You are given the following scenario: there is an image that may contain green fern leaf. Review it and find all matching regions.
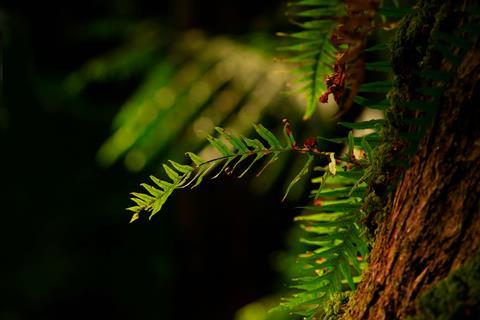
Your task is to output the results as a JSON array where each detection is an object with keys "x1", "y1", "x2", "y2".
[
  {"x1": 162, "y1": 164, "x2": 181, "y2": 182},
  {"x1": 364, "y1": 42, "x2": 389, "y2": 52},
  {"x1": 168, "y1": 160, "x2": 193, "y2": 174},
  {"x1": 295, "y1": 8, "x2": 341, "y2": 18},
  {"x1": 312, "y1": 186, "x2": 366, "y2": 198},
  {"x1": 338, "y1": 119, "x2": 385, "y2": 130},
  {"x1": 354, "y1": 96, "x2": 390, "y2": 110},
  {"x1": 253, "y1": 124, "x2": 283, "y2": 149},
  {"x1": 150, "y1": 175, "x2": 173, "y2": 191},
  {"x1": 339, "y1": 257, "x2": 356, "y2": 290},
  {"x1": 141, "y1": 183, "x2": 161, "y2": 197},
  {"x1": 283, "y1": 154, "x2": 314, "y2": 201},
  {"x1": 185, "y1": 152, "x2": 204, "y2": 166}
]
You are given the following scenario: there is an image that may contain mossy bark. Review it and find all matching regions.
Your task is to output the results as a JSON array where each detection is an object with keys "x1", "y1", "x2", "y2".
[{"x1": 343, "y1": 1, "x2": 480, "y2": 319}]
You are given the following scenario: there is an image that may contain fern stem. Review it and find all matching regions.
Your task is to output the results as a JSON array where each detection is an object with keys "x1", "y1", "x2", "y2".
[{"x1": 192, "y1": 148, "x2": 334, "y2": 169}]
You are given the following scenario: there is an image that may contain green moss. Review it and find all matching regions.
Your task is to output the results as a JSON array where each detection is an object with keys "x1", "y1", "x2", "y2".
[
  {"x1": 317, "y1": 292, "x2": 352, "y2": 320},
  {"x1": 408, "y1": 253, "x2": 480, "y2": 320},
  {"x1": 390, "y1": 0, "x2": 447, "y2": 79},
  {"x1": 368, "y1": 0, "x2": 458, "y2": 234}
]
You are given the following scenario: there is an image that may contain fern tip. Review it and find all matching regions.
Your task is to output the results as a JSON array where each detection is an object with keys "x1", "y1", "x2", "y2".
[{"x1": 129, "y1": 213, "x2": 140, "y2": 223}]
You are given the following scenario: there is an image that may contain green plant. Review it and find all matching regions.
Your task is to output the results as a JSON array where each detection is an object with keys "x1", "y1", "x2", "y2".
[
  {"x1": 125, "y1": 1, "x2": 394, "y2": 318},
  {"x1": 128, "y1": 123, "x2": 337, "y2": 222},
  {"x1": 120, "y1": 0, "x2": 478, "y2": 318},
  {"x1": 277, "y1": 0, "x2": 342, "y2": 120}
]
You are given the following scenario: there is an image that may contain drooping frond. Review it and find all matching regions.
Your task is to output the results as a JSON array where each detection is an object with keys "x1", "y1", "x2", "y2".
[
  {"x1": 280, "y1": 0, "x2": 405, "y2": 120},
  {"x1": 267, "y1": 122, "x2": 394, "y2": 318},
  {"x1": 128, "y1": 124, "x2": 335, "y2": 223},
  {"x1": 274, "y1": 157, "x2": 370, "y2": 319},
  {"x1": 279, "y1": 1, "x2": 344, "y2": 119}
]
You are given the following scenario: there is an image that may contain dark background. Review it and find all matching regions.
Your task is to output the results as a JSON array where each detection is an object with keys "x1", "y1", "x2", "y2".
[{"x1": 1, "y1": 1, "x2": 301, "y2": 319}]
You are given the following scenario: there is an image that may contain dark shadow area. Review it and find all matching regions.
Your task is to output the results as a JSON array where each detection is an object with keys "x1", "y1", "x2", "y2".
[{"x1": 1, "y1": 1, "x2": 298, "y2": 319}]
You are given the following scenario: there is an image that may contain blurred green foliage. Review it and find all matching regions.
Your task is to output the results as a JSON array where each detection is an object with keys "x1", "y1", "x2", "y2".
[
  {"x1": 1, "y1": 1, "x2": 309, "y2": 319},
  {"x1": 63, "y1": 20, "x2": 342, "y2": 201}
]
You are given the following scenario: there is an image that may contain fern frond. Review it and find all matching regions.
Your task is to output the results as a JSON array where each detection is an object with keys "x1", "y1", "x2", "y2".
[
  {"x1": 353, "y1": 96, "x2": 390, "y2": 110},
  {"x1": 277, "y1": 193, "x2": 368, "y2": 317},
  {"x1": 128, "y1": 124, "x2": 335, "y2": 222},
  {"x1": 280, "y1": 1, "x2": 344, "y2": 119},
  {"x1": 277, "y1": 123, "x2": 384, "y2": 316}
]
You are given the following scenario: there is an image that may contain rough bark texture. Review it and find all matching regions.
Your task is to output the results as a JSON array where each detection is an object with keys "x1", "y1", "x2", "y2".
[{"x1": 344, "y1": 1, "x2": 480, "y2": 319}]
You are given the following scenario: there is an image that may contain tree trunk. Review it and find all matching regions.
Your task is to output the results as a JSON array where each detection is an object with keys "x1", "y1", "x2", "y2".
[{"x1": 344, "y1": 1, "x2": 480, "y2": 319}]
